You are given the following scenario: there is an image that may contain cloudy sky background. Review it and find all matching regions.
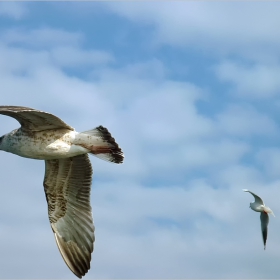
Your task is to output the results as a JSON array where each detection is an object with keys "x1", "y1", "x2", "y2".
[{"x1": 1, "y1": 1, "x2": 280, "y2": 278}]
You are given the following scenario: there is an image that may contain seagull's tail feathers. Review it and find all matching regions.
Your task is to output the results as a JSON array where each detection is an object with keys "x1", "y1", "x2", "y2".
[
  {"x1": 267, "y1": 207, "x2": 275, "y2": 217},
  {"x1": 79, "y1": 126, "x2": 124, "y2": 164}
]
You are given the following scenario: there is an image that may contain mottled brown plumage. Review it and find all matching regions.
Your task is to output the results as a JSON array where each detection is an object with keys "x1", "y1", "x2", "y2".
[
  {"x1": 44, "y1": 154, "x2": 94, "y2": 278},
  {"x1": 0, "y1": 106, "x2": 124, "y2": 278},
  {"x1": 0, "y1": 106, "x2": 74, "y2": 132}
]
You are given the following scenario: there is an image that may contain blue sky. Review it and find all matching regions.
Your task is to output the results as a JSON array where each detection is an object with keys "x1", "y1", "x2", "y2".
[{"x1": 1, "y1": 1, "x2": 280, "y2": 278}]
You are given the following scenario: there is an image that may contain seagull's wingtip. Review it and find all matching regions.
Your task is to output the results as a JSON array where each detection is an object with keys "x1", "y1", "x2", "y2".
[{"x1": 243, "y1": 189, "x2": 248, "y2": 192}]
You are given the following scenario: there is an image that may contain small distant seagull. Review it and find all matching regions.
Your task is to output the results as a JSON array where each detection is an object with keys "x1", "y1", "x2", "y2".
[
  {"x1": 0, "y1": 106, "x2": 124, "y2": 278},
  {"x1": 243, "y1": 189, "x2": 275, "y2": 250}
]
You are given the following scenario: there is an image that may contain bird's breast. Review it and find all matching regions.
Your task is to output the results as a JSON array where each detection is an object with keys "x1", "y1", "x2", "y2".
[
  {"x1": 250, "y1": 203, "x2": 264, "y2": 212},
  {"x1": 1, "y1": 129, "x2": 81, "y2": 160}
]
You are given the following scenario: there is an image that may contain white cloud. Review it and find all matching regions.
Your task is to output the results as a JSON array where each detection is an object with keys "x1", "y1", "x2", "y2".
[
  {"x1": 215, "y1": 60, "x2": 280, "y2": 98},
  {"x1": 180, "y1": 139, "x2": 250, "y2": 169},
  {"x1": 216, "y1": 104, "x2": 279, "y2": 136},
  {"x1": 89, "y1": 177, "x2": 280, "y2": 278},
  {"x1": 1, "y1": 21, "x2": 280, "y2": 279},
  {"x1": 256, "y1": 148, "x2": 280, "y2": 178},
  {"x1": 105, "y1": 2, "x2": 280, "y2": 60},
  {"x1": 1, "y1": 27, "x2": 84, "y2": 48},
  {"x1": 114, "y1": 58, "x2": 167, "y2": 80},
  {"x1": 51, "y1": 46, "x2": 114, "y2": 68},
  {"x1": 215, "y1": 164, "x2": 264, "y2": 188},
  {"x1": 0, "y1": 27, "x2": 114, "y2": 81},
  {"x1": 0, "y1": 2, "x2": 28, "y2": 20}
]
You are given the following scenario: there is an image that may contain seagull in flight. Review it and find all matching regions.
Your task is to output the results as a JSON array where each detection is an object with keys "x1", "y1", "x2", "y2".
[
  {"x1": 0, "y1": 106, "x2": 124, "y2": 278},
  {"x1": 243, "y1": 189, "x2": 275, "y2": 250}
]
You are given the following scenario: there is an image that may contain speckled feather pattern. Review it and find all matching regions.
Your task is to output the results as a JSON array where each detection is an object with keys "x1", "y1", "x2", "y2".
[{"x1": 0, "y1": 106, "x2": 124, "y2": 278}]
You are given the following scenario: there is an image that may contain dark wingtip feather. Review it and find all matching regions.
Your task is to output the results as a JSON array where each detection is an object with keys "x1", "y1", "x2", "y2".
[{"x1": 95, "y1": 125, "x2": 124, "y2": 164}]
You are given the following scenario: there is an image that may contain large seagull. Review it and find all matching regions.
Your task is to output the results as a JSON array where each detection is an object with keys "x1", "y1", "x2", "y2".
[{"x1": 0, "y1": 106, "x2": 124, "y2": 278}]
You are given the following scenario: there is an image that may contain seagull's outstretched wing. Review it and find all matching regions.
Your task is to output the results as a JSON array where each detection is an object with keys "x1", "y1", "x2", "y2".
[
  {"x1": 243, "y1": 189, "x2": 264, "y2": 205},
  {"x1": 0, "y1": 106, "x2": 73, "y2": 132},
  {"x1": 43, "y1": 154, "x2": 95, "y2": 278},
  {"x1": 260, "y1": 212, "x2": 269, "y2": 250}
]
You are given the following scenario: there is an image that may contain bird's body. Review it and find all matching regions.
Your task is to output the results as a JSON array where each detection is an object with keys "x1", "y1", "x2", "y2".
[
  {"x1": 0, "y1": 106, "x2": 124, "y2": 278},
  {"x1": 243, "y1": 189, "x2": 275, "y2": 250},
  {"x1": 249, "y1": 202, "x2": 271, "y2": 213},
  {"x1": 1, "y1": 128, "x2": 79, "y2": 159},
  {"x1": 0, "y1": 128, "x2": 108, "y2": 160}
]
